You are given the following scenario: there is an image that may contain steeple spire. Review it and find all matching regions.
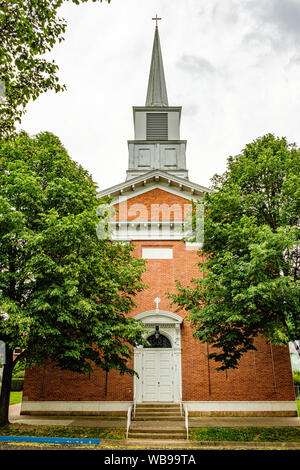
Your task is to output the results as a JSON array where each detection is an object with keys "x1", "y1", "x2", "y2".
[{"x1": 146, "y1": 24, "x2": 169, "y2": 107}]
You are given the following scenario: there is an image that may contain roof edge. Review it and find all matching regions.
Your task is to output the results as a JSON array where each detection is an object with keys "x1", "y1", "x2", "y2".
[{"x1": 97, "y1": 169, "x2": 212, "y2": 198}]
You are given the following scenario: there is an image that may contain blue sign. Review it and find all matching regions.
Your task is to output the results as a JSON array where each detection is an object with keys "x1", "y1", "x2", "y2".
[{"x1": 0, "y1": 436, "x2": 100, "y2": 445}]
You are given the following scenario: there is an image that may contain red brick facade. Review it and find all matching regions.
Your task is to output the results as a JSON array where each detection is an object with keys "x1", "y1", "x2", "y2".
[
  {"x1": 23, "y1": 189, "x2": 296, "y2": 413},
  {"x1": 114, "y1": 188, "x2": 190, "y2": 221}
]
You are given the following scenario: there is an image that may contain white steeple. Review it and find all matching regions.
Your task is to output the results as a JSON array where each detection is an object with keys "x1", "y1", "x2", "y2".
[
  {"x1": 126, "y1": 22, "x2": 188, "y2": 181},
  {"x1": 146, "y1": 26, "x2": 169, "y2": 107}
]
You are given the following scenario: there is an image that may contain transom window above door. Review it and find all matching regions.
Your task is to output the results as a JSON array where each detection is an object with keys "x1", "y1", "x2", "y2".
[{"x1": 144, "y1": 334, "x2": 172, "y2": 348}]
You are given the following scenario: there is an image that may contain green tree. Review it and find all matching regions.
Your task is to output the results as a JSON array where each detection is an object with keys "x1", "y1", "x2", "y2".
[
  {"x1": 169, "y1": 134, "x2": 300, "y2": 370},
  {"x1": 0, "y1": 0, "x2": 110, "y2": 139},
  {"x1": 0, "y1": 131, "x2": 147, "y2": 425}
]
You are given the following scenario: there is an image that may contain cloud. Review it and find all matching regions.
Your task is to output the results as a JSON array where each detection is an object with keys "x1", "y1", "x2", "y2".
[
  {"x1": 212, "y1": 0, "x2": 242, "y2": 24},
  {"x1": 177, "y1": 55, "x2": 216, "y2": 76},
  {"x1": 242, "y1": 29, "x2": 279, "y2": 53},
  {"x1": 243, "y1": 0, "x2": 300, "y2": 48},
  {"x1": 288, "y1": 54, "x2": 300, "y2": 67}
]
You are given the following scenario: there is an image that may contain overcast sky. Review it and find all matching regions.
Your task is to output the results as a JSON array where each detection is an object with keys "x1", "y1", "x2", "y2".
[{"x1": 18, "y1": 0, "x2": 300, "y2": 191}]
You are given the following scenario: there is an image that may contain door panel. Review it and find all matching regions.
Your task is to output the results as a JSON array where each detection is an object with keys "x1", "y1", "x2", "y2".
[
  {"x1": 158, "y1": 351, "x2": 173, "y2": 401},
  {"x1": 142, "y1": 351, "x2": 158, "y2": 401},
  {"x1": 142, "y1": 349, "x2": 173, "y2": 402}
]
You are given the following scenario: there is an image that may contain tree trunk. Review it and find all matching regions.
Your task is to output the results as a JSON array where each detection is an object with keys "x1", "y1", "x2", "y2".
[{"x1": 0, "y1": 344, "x2": 14, "y2": 426}]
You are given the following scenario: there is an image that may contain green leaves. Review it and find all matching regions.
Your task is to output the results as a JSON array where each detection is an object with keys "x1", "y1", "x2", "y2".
[
  {"x1": 0, "y1": 131, "x2": 147, "y2": 377},
  {"x1": 0, "y1": 0, "x2": 111, "y2": 139},
  {"x1": 169, "y1": 134, "x2": 300, "y2": 369}
]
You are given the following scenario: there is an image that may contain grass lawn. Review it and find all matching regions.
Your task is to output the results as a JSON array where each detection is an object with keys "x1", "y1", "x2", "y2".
[
  {"x1": 297, "y1": 399, "x2": 300, "y2": 415},
  {"x1": 0, "y1": 424, "x2": 125, "y2": 440},
  {"x1": 190, "y1": 427, "x2": 300, "y2": 442},
  {"x1": 9, "y1": 391, "x2": 23, "y2": 405},
  {"x1": 0, "y1": 389, "x2": 23, "y2": 406}
]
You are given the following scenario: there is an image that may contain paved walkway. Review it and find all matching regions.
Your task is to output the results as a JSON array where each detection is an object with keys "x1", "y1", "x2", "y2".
[
  {"x1": 3, "y1": 404, "x2": 300, "y2": 450},
  {"x1": 100, "y1": 439, "x2": 300, "y2": 449},
  {"x1": 7, "y1": 403, "x2": 300, "y2": 428}
]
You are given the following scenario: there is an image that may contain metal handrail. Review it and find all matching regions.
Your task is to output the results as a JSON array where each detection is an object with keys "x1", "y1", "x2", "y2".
[
  {"x1": 126, "y1": 405, "x2": 132, "y2": 439},
  {"x1": 184, "y1": 405, "x2": 189, "y2": 440},
  {"x1": 179, "y1": 391, "x2": 183, "y2": 416},
  {"x1": 133, "y1": 383, "x2": 137, "y2": 417}
]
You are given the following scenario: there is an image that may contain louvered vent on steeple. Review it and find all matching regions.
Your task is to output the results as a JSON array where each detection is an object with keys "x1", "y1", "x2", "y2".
[{"x1": 146, "y1": 113, "x2": 168, "y2": 140}]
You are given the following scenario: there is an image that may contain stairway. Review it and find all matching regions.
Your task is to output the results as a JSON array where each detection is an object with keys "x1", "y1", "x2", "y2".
[{"x1": 128, "y1": 403, "x2": 186, "y2": 440}]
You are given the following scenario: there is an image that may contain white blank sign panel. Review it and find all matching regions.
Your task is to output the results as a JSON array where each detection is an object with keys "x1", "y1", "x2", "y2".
[{"x1": 142, "y1": 248, "x2": 173, "y2": 259}]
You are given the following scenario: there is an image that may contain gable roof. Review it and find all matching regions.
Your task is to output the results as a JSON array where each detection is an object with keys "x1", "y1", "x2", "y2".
[{"x1": 97, "y1": 169, "x2": 212, "y2": 202}]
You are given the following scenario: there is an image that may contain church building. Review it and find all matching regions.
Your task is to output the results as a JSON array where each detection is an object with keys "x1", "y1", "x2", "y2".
[{"x1": 22, "y1": 24, "x2": 297, "y2": 417}]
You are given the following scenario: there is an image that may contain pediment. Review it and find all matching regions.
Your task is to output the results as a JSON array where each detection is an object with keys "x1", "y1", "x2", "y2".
[
  {"x1": 135, "y1": 310, "x2": 183, "y2": 325},
  {"x1": 97, "y1": 169, "x2": 211, "y2": 204}
]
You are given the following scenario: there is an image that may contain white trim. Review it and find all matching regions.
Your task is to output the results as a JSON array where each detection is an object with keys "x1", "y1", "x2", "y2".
[
  {"x1": 185, "y1": 242, "x2": 203, "y2": 248},
  {"x1": 21, "y1": 401, "x2": 131, "y2": 414},
  {"x1": 21, "y1": 400, "x2": 298, "y2": 416},
  {"x1": 134, "y1": 309, "x2": 183, "y2": 403},
  {"x1": 97, "y1": 169, "x2": 211, "y2": 199},
  {"x1": 110, "y1": 219, "x2": 193, "y2": 241},
  {"x1": 184, "y1": 401, "x2": 298, "y2": 412},
  {"x1": 135, "y1": 309, "x2": 183, "y2": 324}
]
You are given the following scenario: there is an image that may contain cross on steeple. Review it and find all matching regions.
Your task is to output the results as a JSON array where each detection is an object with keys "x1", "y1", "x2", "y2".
[{"x1": 152, "y1": 14, "x2": 162, "y2": 27}]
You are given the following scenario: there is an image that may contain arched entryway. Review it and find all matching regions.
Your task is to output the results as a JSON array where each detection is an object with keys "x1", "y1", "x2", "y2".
[
  {"x1": 145, "y1": 333, "x2": 172, "y2": 348},
  {"x1": 134, "y1": 310, "x2": 182, "y2": 403}
]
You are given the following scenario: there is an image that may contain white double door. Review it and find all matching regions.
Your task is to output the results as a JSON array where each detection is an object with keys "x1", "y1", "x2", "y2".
[{"x1": 142, "y1": 349, "x2": 174, "y2": 402}]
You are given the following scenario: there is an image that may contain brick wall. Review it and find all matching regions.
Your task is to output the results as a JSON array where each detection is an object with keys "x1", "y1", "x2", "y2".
[
  {"x1": 113, "y1": 188, "x2": 190, "y2": 221},
  {"x1": 23, "y1": 189, "x2": 296, "y2": 404}
]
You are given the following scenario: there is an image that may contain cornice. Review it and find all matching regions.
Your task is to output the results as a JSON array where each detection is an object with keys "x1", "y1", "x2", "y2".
[{"x1": 97, "y1": 169, "x2": 212, "y2": 200}]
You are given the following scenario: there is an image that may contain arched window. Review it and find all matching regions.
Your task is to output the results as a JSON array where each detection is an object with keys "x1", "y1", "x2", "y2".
[{"x1": 144, "y1": 334, "x2": 172, "y2": 348}]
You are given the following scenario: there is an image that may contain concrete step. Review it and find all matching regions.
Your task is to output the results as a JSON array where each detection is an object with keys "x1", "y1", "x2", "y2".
[
  {"x1": 135, "y1": 408, "x2": 181, "y2": 412},
  {"x1": 134, "y1": 412, "x2": 182, "y2": 415},
  {"x1": 132, "y1": 413, "x2": 183, "y2": 421},
  {"x1": 135, "y1": 403, "x2": 180, "y2": 409},
  {"x1": 129, "y1": 426, "x2": 185, "y2": 434},
  {"x1": 135, "y1": 407, "x2": 181, "y2": 411},
  {"x1": 125, "y1": 439, "x2": 192, "y2": 447},
  {"x1": 133, "y1": 416, "x2": 184, "y2": 421},
  {"x1": 132, "y1": 403, "x2": 183, "y2": 423},
  {"x1": 135, "y1": 410, "x2": 181, "y2": 416},
  {"x1": 130, "y1": 421, "x2": 185, "y2": 428},
  {"x1": 128, "y1": 432, "x2": 186, "y2": 440},
  {"x1": 134, "y1": 413, "x2": 182, "y2": 417}
]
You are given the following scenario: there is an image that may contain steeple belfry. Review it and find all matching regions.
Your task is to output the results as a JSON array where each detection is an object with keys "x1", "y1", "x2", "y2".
[{"x1": 146, "y1": 25, "x2": 169, "y2": 107}]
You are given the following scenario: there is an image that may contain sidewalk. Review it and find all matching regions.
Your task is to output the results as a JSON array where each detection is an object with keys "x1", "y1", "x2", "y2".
[
  {"x1": 8, "y1": 403, "x2": 300, "y2": 428},
  {"x1": 3, "y1": 404, "x2": 300, "y2": 450},
  {"x1": 99, "y1": 439, "x2": 300, "y2": 449}
]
